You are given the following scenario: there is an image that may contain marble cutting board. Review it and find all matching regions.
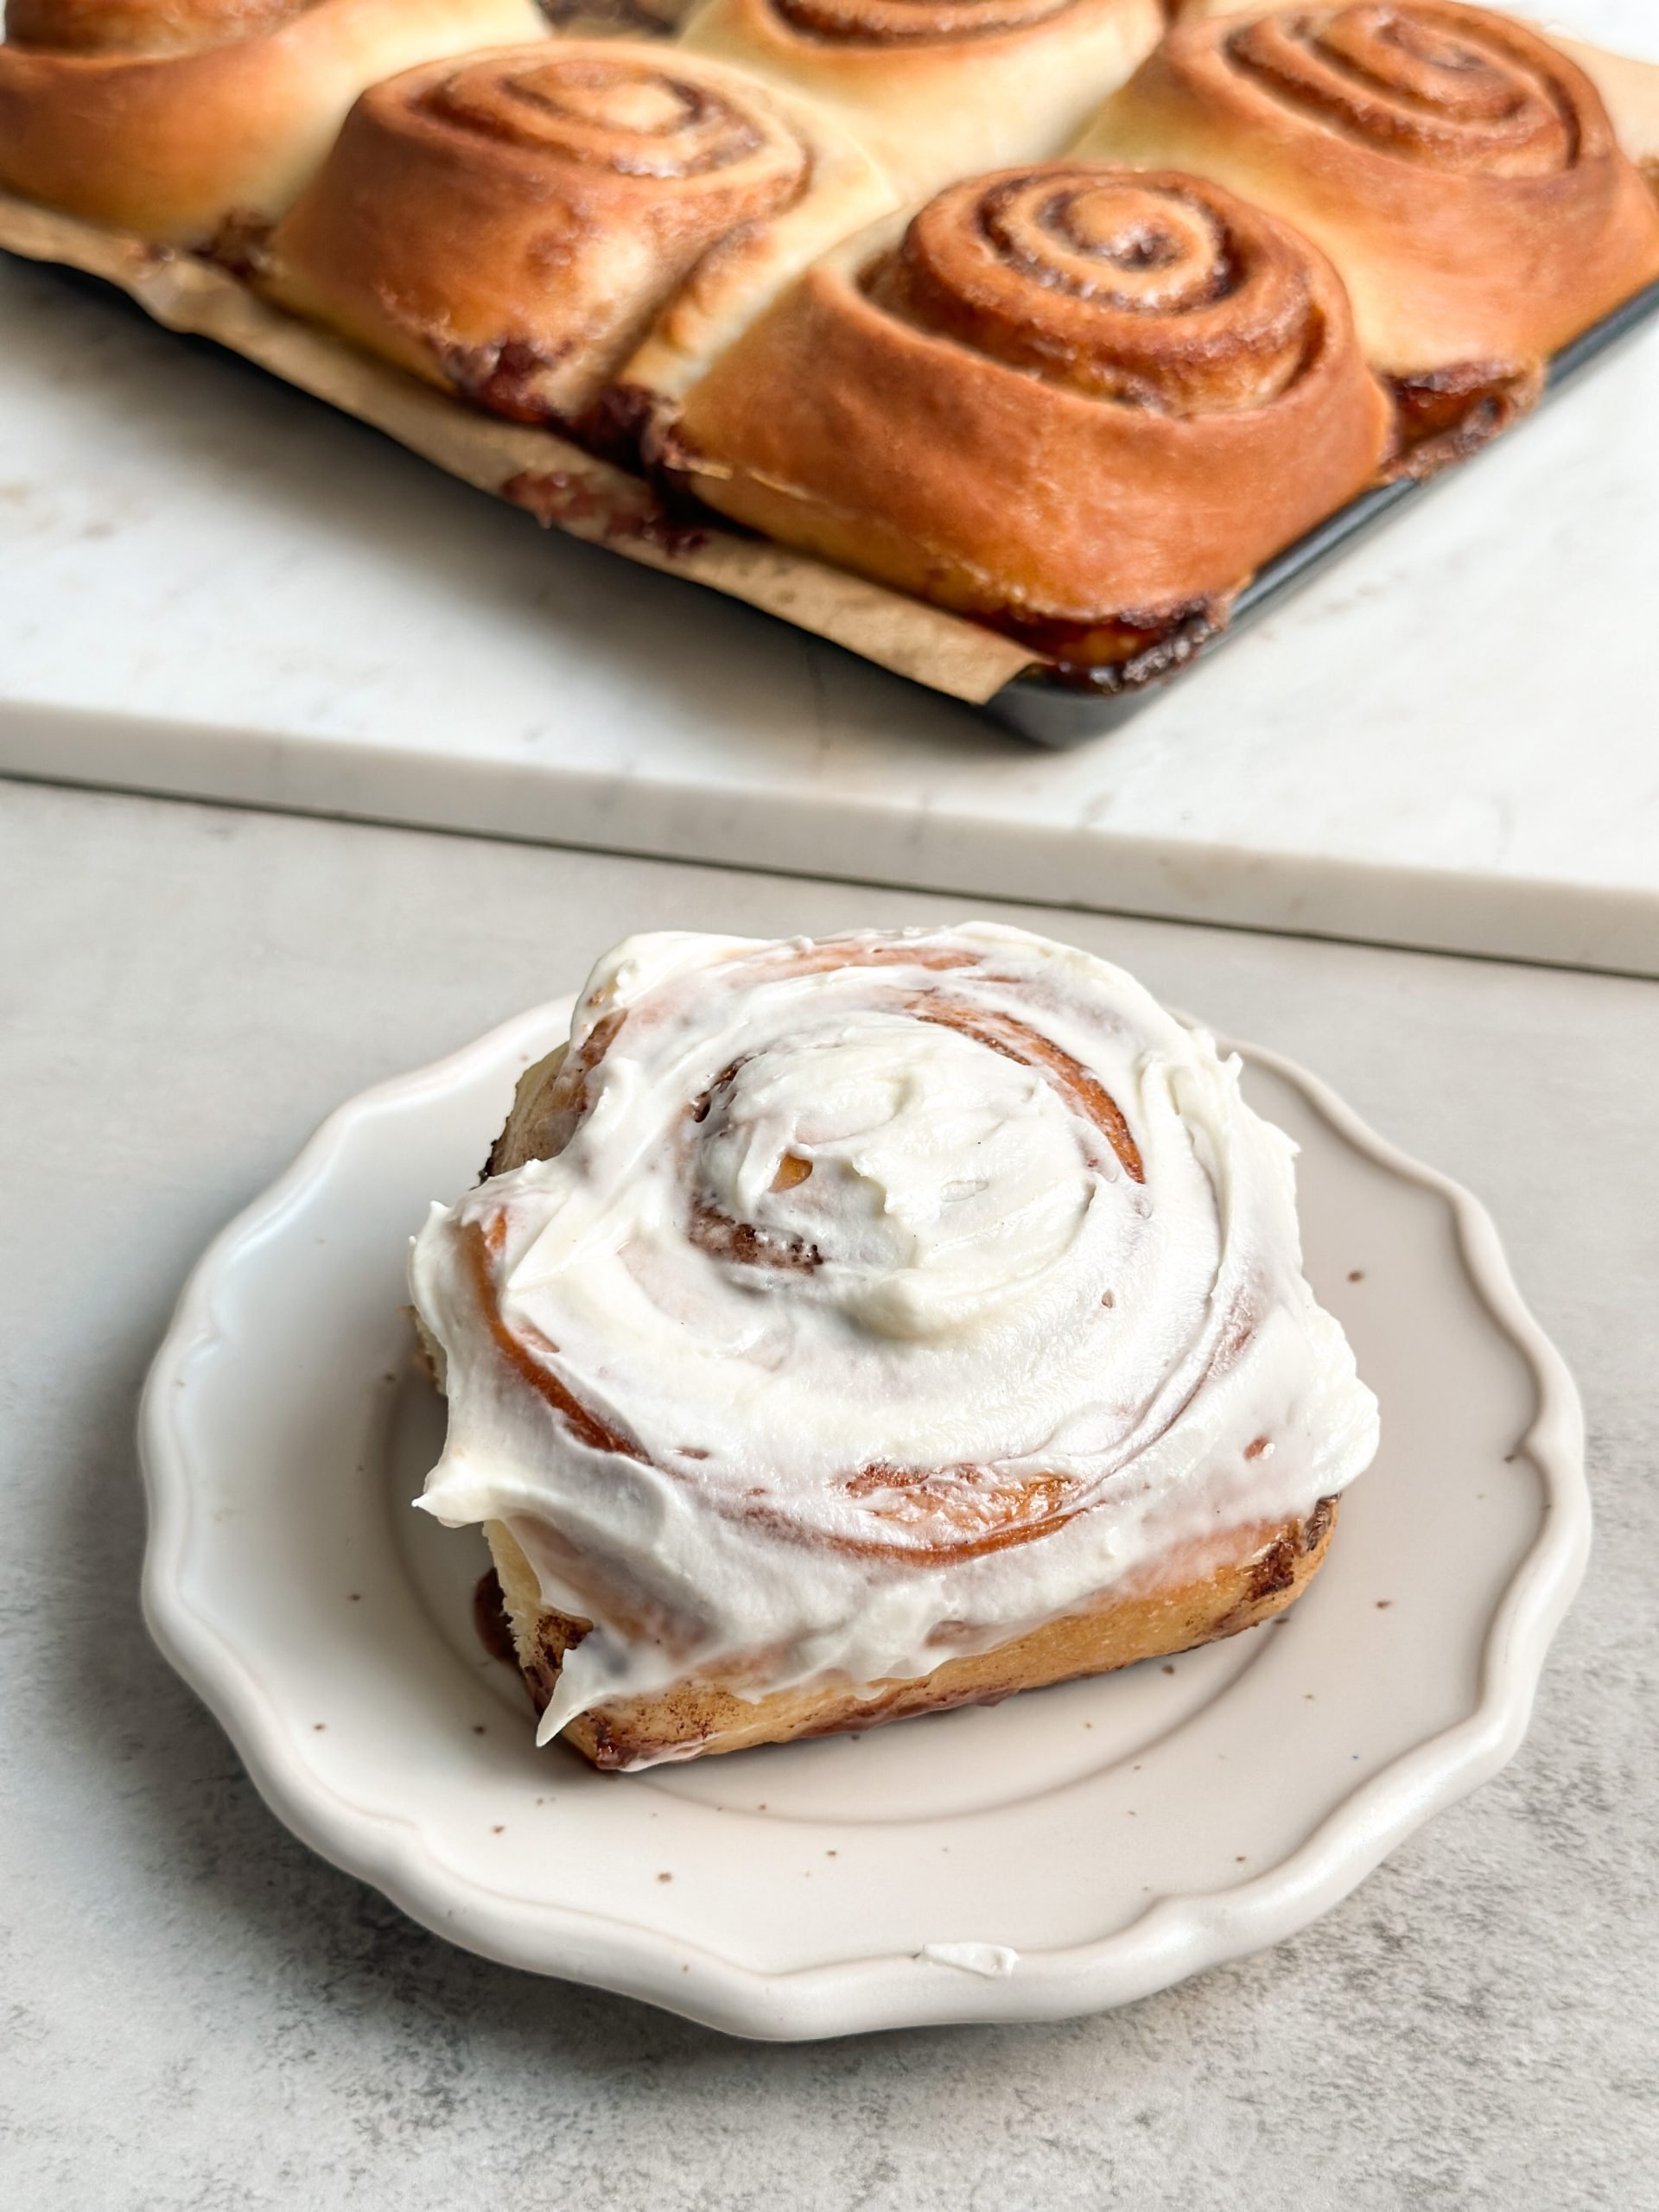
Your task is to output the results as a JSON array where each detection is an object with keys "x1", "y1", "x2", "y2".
[{"x1": 1, "y1": 0, "x2": 1656, "y2": 976}]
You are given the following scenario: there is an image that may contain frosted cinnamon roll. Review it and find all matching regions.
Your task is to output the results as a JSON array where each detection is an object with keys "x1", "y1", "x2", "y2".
[
  {"x1": 410, "y1": 925, "x2": 1380, "y2": 1770},
  {"x1": 1074, "y1": 4, "x2": 1659, "y2": 385},
  {"x1": 665, "y1": 164, "x2": 1391, "y2": 673},
  {"x1": 0, "y1": 0, "x2": 547, "y2": 246},
  {"x1": 677, "y1": 0, "x2": 1165, "y2": 198},
  {"x1": 263, "y1": 40, "x2": 895, "y2": 431}
]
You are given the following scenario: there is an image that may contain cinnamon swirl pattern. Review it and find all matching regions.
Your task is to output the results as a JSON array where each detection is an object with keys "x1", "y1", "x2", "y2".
[
  {"x1": 410, "y1": 925, "x2": 1379, "y2": 1765},
  {"x1": 677, "y1": 0, "x2": 1165, "y2": 198},
  {"x1": 671, "y1": 165, "x2": 1392, "y2": 664},
  {"x1": 1075, "y1": 4, "x2": 1659, "y2": 377},
  {"x1": 263, "y1": 41, "x2": 895, "y2": 428},
  {"x1": 0, "y1": 0, "x2": 546, "y2": 244}
]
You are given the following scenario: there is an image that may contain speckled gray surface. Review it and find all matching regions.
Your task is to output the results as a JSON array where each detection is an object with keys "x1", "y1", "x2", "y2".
[{"x1": 2, "y1": 779, "x2": 1656, "y2": 2209}]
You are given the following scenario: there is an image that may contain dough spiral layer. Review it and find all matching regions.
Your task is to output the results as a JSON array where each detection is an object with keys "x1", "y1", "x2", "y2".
[
  {"x1": 0, "y1": 0, "x2": 546, "y2": 243},
  {"x1": 410, "y1": 925, "x2": 1379, "y2": 1755},
  {"x1": 1075, "y1": 3, "x2": 1659, "y2": 375},
  {"x1": 677, "y1": 0, "x2": 1164, "y2": 198},
  {"x1": 671, "y1": 164, "x2": 1391, "y2": 663},
  {"x1": 772, "y1": 0, "x2": 1071, "y2": 36},
  {"x1": 264, "y1": 39, "x2": 895, "y2": 425}
]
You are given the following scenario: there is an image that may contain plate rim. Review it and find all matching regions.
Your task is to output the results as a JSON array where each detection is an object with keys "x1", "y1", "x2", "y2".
[{"x1": 138, "y1": 1000, "x2": 1590, "y2": 2040}]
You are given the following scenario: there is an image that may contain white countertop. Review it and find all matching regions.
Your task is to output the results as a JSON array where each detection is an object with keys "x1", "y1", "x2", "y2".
[
  {"x1": 3, "y1": 0, "x2": 1658, "y2": 976},
  {"x1": 2, "y1": 777, "x2": 1654, "y2": 2206}
]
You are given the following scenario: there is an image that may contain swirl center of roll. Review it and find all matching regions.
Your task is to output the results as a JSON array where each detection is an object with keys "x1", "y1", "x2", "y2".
[
  {"x1": 425, "y1": 55, "x2": 800, "y2": 184},
  {"x1": 6, "y1": 0, "x2": 312, "y2": 54},
  {"x1": 1008, "y1": 181, "x2": 1233, "y2": 314},
  {"x1": 1227, "y1": 5, "x2": 1577, "y2": 176},
  {"x1": 872, "y1": 166, "x2": 1319, "y2": 413},
  {"x1": 771, "y1": 0, "x2": 1073, "y2": 48},
  {"x1": 687, "y1": 1017, "x2": 1098, "y2": 1338}
]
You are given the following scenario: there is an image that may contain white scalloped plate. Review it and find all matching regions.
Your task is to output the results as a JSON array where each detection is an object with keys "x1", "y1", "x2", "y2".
[{"x1": 139, "y1": 996, "x2": 1588, "y2": 2039}]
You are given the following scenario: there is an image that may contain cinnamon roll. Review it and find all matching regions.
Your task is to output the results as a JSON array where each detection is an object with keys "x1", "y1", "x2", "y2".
[
  {"x1": 1074, "y1": 4, "x2": 1659, "y2": 381},
  {"x1": 262, "y1": 40, "x2": 896, "y2": 432},
  {"x1": 410, "y1": 925, "x2": 1379, "y2": 1770},
  {"x1": 677, "y1": 0, "x2": 1165, "y2": 198},
  {"x1": 0, "y1": 0, "x2": 547, "y2": 246},
  {"x1": 665, "y1": 164, "x2": 1391, "y2": 670}
]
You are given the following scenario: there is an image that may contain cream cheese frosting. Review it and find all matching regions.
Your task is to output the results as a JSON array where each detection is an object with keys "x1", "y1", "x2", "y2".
[{"x1": 410, "y1": 923, "x2": 1379, "y2": 1757}]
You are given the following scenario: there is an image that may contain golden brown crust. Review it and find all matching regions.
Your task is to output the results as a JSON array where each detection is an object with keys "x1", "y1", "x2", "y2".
[
  {"x1": 1074, "y1": 4, "x2": 1659, "y2": 376},
  {"x1": 668, "y1": 163, "x2": 1392, "y2": 659},
  {"x1": 262, "y1": 39, "x2": 896, "y2": 428},
  {"x1": 0, "y1": 0, "x2": 547, "y2": 243},
  {"x1": 678, "y1": 0, "x2": 1165, "y2": 198},
  {"x1": 485, "y1": 1500, "x2": 1340, "y2": 1768}
]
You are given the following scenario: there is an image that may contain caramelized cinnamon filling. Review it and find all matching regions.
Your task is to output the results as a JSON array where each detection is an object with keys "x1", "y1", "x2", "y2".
[{"x1": 686, "y1": 1199, "x2": 823, "y2": 1272}]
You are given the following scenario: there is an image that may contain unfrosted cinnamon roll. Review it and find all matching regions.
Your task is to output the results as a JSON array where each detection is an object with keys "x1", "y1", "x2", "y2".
[
  {"x1": 0, "y1": 0, "x2": 547, "y2": 245},
  {"x1": 410, "y1": 924, "x2": 1379, "y2": 1770},
  {"x1": 1546, "y1": 34, "x2": 1659, "y2": 183},
  {"x1": 1074, "y1": 4, "x2": 1659, "y2": 381},
  {"x1": 666, "y1": 164, "x2": 1392, "y2": 671},
  {"x1": 262, "y1": 40, "x2": 896, "y2": 431},
  {"x1": 677, "y1": 0, "x2": 1165, "y2": 198}
]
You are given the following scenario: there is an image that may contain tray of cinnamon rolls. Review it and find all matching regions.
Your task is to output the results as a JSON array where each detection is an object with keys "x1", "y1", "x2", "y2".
[{"x1": 2, "y1": 0, "x2": 1656, "y2": 740}]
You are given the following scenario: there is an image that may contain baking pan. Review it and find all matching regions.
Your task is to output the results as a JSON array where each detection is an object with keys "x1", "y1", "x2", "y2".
[
  {"x1": 989, "y1": 272, "x2": 1659, "y2": 747},
  {"x1": 3, "y1": 187, "x2": 1656, "y2": 746}
]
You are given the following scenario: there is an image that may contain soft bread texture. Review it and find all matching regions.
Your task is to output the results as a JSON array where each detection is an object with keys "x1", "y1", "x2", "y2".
[
  {"x1": 263, "y1": 39, "x2": 897, "y2": 429},
  {"x1": 484, "y1": 1503, "x2": 1339, "y2": 1767},
  {"x1": 1073, "y1": 3, "x2": 1659, "y2": 377},
  {"x1": 677, "y1": 0, "x2": 1165, "y2": 199},
  {"x1": 0, "y1": 0, "x2": 547, "y2": 245},
  {"x1": 1548, "y1": 34, "x2": 1659, "y2": 178},
  {"x1": 667, "y1": 164, "x2": 1391, "y2": 664}
]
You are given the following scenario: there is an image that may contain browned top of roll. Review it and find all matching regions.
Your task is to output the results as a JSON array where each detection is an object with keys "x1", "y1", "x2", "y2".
[
  {"x1": 0, "y1": 0, "x2": 549, "y2": 241},
  {"x1": 1224, "y1": 4, "x2": 1583, "y2": 175},
  {"x1": 872, "y1": 167, "x2": 1321, "y2": 413},
  {"x1": 675, "y1": 162, "x2": 1392, "y2": 637},
  {"x1": 265, "y1": 41, "x2": 839, "y2": 422},
  {"x1": 415, "y1": 44, "x2": 806, "y2": 192},
  {"x1": 3, "y1": 0, "x2": 313, "y2": 54},
  {"x1": 1082, "y1": 3, "x2": 1659, "y2": 372}
]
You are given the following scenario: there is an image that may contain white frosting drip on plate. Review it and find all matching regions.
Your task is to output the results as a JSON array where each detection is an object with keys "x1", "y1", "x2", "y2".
[{"x1": 410, "y1": 924, "x2": 1379, "y2": 1759}]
